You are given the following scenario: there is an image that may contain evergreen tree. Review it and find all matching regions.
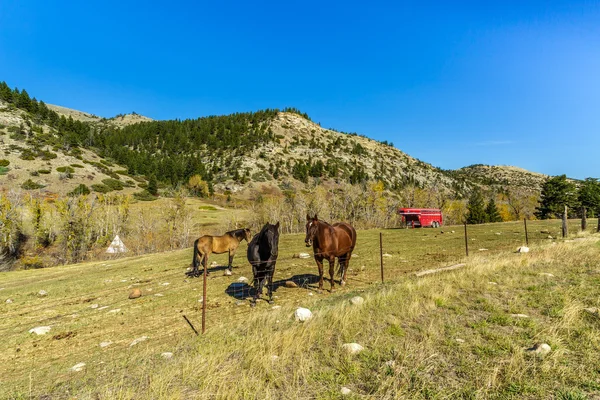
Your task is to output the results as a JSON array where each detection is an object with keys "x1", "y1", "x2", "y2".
[
  {"x1": 535, "y1": 175, "x2": 577, "y2": 219},
  {"x1": 485, "y1": 197, "x2": 502, "y2": 222},
  {"x1": 147, "y1": 175, "x2": 158, "y2": 196},
  {"x1": 466, "y1": 190, "x2": 486, "y2": 224},
  {"x1": 578, "y1": 178, "x2": 600, "y2": 217}
]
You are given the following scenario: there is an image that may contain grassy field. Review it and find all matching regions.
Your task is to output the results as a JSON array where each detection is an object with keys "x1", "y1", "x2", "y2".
[{"x1": 0, "y1": 219, "x2": 598, "y2": 399}]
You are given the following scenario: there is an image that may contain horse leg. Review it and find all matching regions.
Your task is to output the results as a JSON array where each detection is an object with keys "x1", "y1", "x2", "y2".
[
  {"x1": 340, "y1": 254, "x2": 349, "y2": 286},
  {"x1": 267, "y1": 266, "x2": 274, "y2": 303},
  {"x1": 228, "y1": 249, "x2": 234, "y2": 272},
  {"x1": 315, "y1": 256, "x2": 324, "y2": 291},
  {"x1": 328, "y1": 257, "x2": 336, "y2": 292}
]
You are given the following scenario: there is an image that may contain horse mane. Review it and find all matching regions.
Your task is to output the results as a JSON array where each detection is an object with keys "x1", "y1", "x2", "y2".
[{"x1": 226, "y1": 228, "x2": 247, "y2": 239}]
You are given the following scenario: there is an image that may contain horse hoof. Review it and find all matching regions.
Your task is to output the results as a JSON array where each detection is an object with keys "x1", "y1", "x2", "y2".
[
  {"x1": 340, "y1": 281, "x2": 346, "y2": 287},
  {"x1": 250, "y1": 302, "x2": 256, "y2": 308}
]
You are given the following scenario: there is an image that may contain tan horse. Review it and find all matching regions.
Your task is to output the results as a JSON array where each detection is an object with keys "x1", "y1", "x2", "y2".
[
  {"x1": 188, "y1": 228, "x2": 251, "y2": 277},
  {"x1": 304, "y1": 214, "x2": 357, "y2": 291}
]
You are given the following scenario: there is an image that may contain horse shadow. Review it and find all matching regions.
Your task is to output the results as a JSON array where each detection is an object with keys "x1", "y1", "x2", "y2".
[
  {"x1": 224, "y1": 273, "x2": 321, "y2": 300},
  {"x1": 185, "y1": 264, "x2": 237, "y2": 277}
]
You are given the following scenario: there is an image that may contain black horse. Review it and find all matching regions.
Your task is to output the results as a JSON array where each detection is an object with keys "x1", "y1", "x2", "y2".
[{"x1": 247, "y1": 222, "x2": 280, "y2": 306}]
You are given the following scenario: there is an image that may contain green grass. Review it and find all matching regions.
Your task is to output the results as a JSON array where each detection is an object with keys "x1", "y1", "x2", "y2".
[{"x1": 0, "y1": 221, "x2": 598, "y2": 398}]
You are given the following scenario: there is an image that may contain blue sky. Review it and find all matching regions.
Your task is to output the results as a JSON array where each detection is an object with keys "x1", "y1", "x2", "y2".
[{"x1": 1, "y1": 1, "x2": 598, "y2": 179}]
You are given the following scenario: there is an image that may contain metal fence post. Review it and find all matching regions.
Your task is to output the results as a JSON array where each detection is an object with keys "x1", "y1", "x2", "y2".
[
  {"x1": 379, "y1": 232, "x2": 384, "y2": 283},
  {"x1": 202, "y1": 260, "x2": 207, "y2": 334}
]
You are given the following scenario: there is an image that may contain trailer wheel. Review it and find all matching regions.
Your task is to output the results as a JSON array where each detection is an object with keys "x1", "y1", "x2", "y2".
[{"x1": 432, "y1": 221, "x2": 439, "y2": 228}]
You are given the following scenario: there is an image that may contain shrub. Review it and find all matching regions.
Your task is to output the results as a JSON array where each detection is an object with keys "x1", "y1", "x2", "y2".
[
  {"x1": 0, "y1": 159, "x2": 9, "y2": 167},
  {"x1": 70, "y1": 164, "x2": 84, "y2": 168},
  {"x1": 30, "y1": 171, "x2": 39, "y2": 177},
  {"x1": 20, "y1": 149, "x2": 36, "y2": 160},
  {"x1": 38, "y1": 169, "x2": 51, "y2": 174},
  {"x1": 19, "y1": 255, "x2": 45, "y2": 270},
  {"x1": 68, "y1": 184, "x2": 91, "y2": 197},
  {"x1": 101, "y1": 178, "x2": 124, "y2": 191},
  {"x1": 40, "y1": 151, "x2": 57, "y2": 160},
  {"x1": 21, "y1": 179, "x2": 45, "y2": 190},
  {"x1": 0, "y1": 166, "x2": 9, "y2": 175},
  {"x1": 91, "y1": 184, "x2": 113, "y2": 193},
  {"x1": 133, "y1": 190, "x2": 158, "y2": 201},
  {"x1": 56, "y1": 166, "x2": 75, "y2": 174}
]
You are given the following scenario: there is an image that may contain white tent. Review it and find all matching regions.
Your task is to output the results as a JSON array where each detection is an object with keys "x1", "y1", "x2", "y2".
[{"x1": 106, "y1": 235, "x2": 127, "y2": 254}]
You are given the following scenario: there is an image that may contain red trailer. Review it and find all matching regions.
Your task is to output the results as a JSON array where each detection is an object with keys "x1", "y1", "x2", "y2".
[{"x1": 398, "y1": 208, "x2": 443, "y2": 228}]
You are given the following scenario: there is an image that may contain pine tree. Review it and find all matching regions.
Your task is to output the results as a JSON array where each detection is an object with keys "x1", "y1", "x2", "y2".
[
  {"x1": 485, "y1": 197, "x2": 502, "y2": 222},
  {"x1": 535, "y1": 175, "x2": 577, "y2": 219},
  {"x1": 147, "y1": 175, "x2": 158, "y2": 196},
  {"x1": 466, "y1": 190, "x2": 486, "y2": 224}
]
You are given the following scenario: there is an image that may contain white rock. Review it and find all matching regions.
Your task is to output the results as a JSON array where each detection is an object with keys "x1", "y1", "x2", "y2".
[
  {"x1": 71, "y1": 362, "x2": 86, "y2": 372},
  {"x1": 511, "y1": 314, "x2": 529, "y2": 318},
  {"x1": 351, "y1": 254, "x2": 358, "y2": 258},
  {"x1": 224, "y1": 269, "x2": 232, "y2": 276},
  {"x1": 160, "y1": 282, "x2": 170, "y2": 286},
  {"x1": 29, "y1": 326, "x2": 51, "y2": 335},
  {"x1": 270, "y1": 355, "x2": 279, "y2": 362},
  {"x1": 584, "y1": 307, "x2": 599, "y2": 314},
  {"x1": 161, "y1": 352, "x2": 174, "y2": 359},
  {"x1": 342, "y1": 343, "x2": 364, "y2": 354},
  {"x1": 298, "y1": 253, "x2": 311, "y2": 259},
  {"x1": 384, "y1": 360, "x2": 396, "y2": 367},
  {"x1": 451, "y1": 230, "x2": 455, "y2": 233},
  {"x1": 308, "y1": 292, "x2": 313, "y2": 296},
  {"x1": 495, "y1": 232, "x2": 502, "y2": 235},
  {"x1": 198, "y1": 298, "x2": 203, "y2": 303},
  {"x1": 455, "y1": 338, "x2": 465, "y2": 343},
  {"x1": 129, "y1": 336, "x2": 149, "y2": 347},
  {"x1": 5, "y1": 298, "x2": 13, "y2": 304},
  {"x1": 238, "y1": 276, "x2": 249, "y2": 283},
  {"x1": 271, "y1": 305, "x2": 282, "y2": 310},
  {"x1": 211, "y1": 261, "x2": 218, "y2": 267},
  {"x1": 97, "y1": 306, "x2": 109, "y2": 311},
  {"x1": 488, "y1": 282, "x2": 498, "y2": 285},
  {"x1": 517, "y1": 246, "x2": 530, "y2": 253},
  {"x1": 547, "y1": 235, "x2": 554, "y2": 239},
  {"x1": 527, "y1": 343, "x2": 551, "y2": 355},
  {"x1": 155, "y1": 293, "x2": 164, "y2": 297},
  {"x1": 99, "y1": 341, "x2": 112, "y2": 348},
  {"x1": 539, "y1": 273, "x2": 555, "y2": 278},
  {"x1": 478, "y1": 248, "x2": 488, "y2": 251},
  {"x1": 120, "y1": 279, "x2": 128, "y2": 282},
  {"x1": 38, "y1": 290, "x2": 48, "y2": 296},
  {"x1": 90, "y1": 304, "x2": 99, "y2": 309},
  {"x1": 383, "y1": 253, "x2": 392, "y2": 258},
  {"x1": 107, "y1": 308, "x2": 121, "y2": 314},
  {"x1": 294, "y1": 307, "x2": 313, "y2": 322},
  {"x1": 350, "y1": 296, "x2": 364, "y2": 305},
  {"x1": 340, "y1": 387, "x2": 352, "y2": 395}
]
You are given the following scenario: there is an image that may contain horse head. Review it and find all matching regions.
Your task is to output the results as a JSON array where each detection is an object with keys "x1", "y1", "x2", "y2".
[
  {"x1": 305, "y1": 214, "x2": 319, "y2": 247},
  {"x1": 263, "y1": 222, "x2": 280, "y2": 257},
  {"x1": 243, "y1": 228, "x2": 252, "y2": 242}
]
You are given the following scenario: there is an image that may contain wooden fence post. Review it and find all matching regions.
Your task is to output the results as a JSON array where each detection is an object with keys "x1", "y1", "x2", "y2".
[
  {"x1": 524, "y1": 218, "x2": 529, "y2": 246},
  {"x1": 464, "y1": 222, "x2": 469, "y2": 257},
  {"x1": 379, "y1": 232, "x2": 384, "y2": 283},
  {"x1": 562, "y1": 205, "x2": 568, "y2": 238},
  {"x1": 582, "y1": 207, "x2": 587, "y2": 231},
  {"x1": 202, "y1": 260, "x2": 207, "y2": 334}
]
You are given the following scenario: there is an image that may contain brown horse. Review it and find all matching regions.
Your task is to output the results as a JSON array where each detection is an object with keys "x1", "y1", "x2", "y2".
[
  {"x1": 187, "y1": 228, "x2": 251, "y2": 277},
  {"x1": 304, "y1": 214, "x2": 357, "y2": 291}
]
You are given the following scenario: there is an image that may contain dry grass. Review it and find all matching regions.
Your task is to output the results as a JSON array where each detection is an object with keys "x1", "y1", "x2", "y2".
[{"x1": 0, "y1": 221, "x2": 599, "y2": 399}]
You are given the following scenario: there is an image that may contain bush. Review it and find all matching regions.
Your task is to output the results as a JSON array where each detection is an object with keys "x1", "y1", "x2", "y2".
[
  {"x1": 56, "y1": 166, "x2": 75, "y2": 174},
  {"x1": 21, "y1": 179, "x2": 45, "y2": 190},
  {"x1": 91, "y1": 184, "x2": 113, "y2": 193},
  {"x1": 0, "y1": 166, "x2": 9, "y2": 175},
  {"x1": 40, "y1": 151, "x2": 57, "y2": 160},
  {"x1": 68, "y1": 184, "x2": 91, "y2": 197},
  {"x1": 70, "y1": 164, "x2": 84, "y2": 168},
  {"x1": 19, "y1": 255, "x2": 45, "y2": 270},
  {"x1": 0, "y1": 159, "x2": 9, "y2": 167},
  {"x1": 20, "y1": 149, "x2": 36, "y2": 160},
  {"x1": 101, "y1": 178, "x2": 124, "y2": 191},
  {"x1": 38, "y1": 169, "x2": 51, "y2": 174},
  {"x1": 133, "y1": 190, "x2": 158, "y2": 201}
]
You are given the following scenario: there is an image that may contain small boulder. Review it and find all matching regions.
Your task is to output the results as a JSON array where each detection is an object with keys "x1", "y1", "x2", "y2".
[
  {"x1": 488, "y1": 282, "x2": 498, "y2": 285},
  {"x1": 161, "y1": 352, "x2": 174, "y2": 359},
  {"x1": 100, "y1": 341, "x2": 112, "y2": 348},
  {"x1": 510, "y1": 313, "x2": 529, "y2": 318},
  {"x1": 38, "y1": 290, "x2": 48, "y2": 297},
  {"x1": 539, "y1": 273, "x2": 555, "y2": 278},
  {"x1": 295, "y1": 307, "x2": 313, "y2": 322},
  {"x1": 527, "y1": 343, "x2": 551, "y2": 355},
  {"x1": 271, "y1": 305, "x2": 282, "y2": 310},
  {"x1": 340, "y1": 387, "x2": 352, "y2": 395},
  {"x1": 517, "y1": 246, "x2": 530, "y2": 253},
  {"x1": 298, "y1": 253, "x2": 311, "y2": 259},
  {"x1": 478, "y1": 248, "x2": 488, "y2": 251},
  {"x1": 382, "y1": 253, "x2": 392, "y2": 258},
  {"x1": 451, "y1": 230, "x2": 456, "y2": 233},
  {"x1": 71, "y1": 362, "x2": 86, "y2": 372},
  {"x1": 90, "y1": 304, "x2": 99, "y2": 309},
  {"x1": 350, "y1": 296, "x2": 364, "y2": 306},
  {"x1": 351, "y1": 254, "x2": 358, "y2": 258},
  {"x1": 211, "y1": 261, "x2": 218, "y2": 267},
  {"x1": 130, "y1": 336, "x2": 149, "y2": 347},
  {"x1": 540, "y1": 229, "x2": 550, "y2": 234},
  {"x1": 342, "y1": 343, "x2": 364, "y2": 354},
  {"x1": 584, "y1": 307, "x2": 599, "y2": 315},
  {"x1": 547, "y1": 235, "x2": 554, "y2": 239},
  {"x1": 155, "y1": 293, "x2": 164, "y2": 297},
  {"x1": 238, "y1": 277, "x2": 249, "y2": 283},
  {"x1": 224, "y1": 269, "x2": 232, "y2": 276},
  {"x1": 285, "y1": 281, "x2": 298, "y2": 288},
  {"x1": 5, "y1": 298, "x2": 13, "y2": 304},
  {"x1": 455, "y1": 338, "x2": 465, "y2": 343},
  {"x1": 29, "y1": 326, "x2": 51, "y2": 335},
  {"x1": 129, "y1": 288, "x2": 142, "y2": 299},
  {"x1": 107, "y1": 308, "x2": 121, "y2": 314}
]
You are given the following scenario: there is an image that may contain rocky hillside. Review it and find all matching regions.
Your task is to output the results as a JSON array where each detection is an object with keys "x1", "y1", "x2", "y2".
[{"x1": 0, "y1": 81, "x2": 552, "y2": 199}]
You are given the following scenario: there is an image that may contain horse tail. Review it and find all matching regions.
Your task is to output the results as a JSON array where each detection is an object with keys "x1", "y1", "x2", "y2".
[{"x1": 192, "y1": 238, "x2": 200, "y2": 269}]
